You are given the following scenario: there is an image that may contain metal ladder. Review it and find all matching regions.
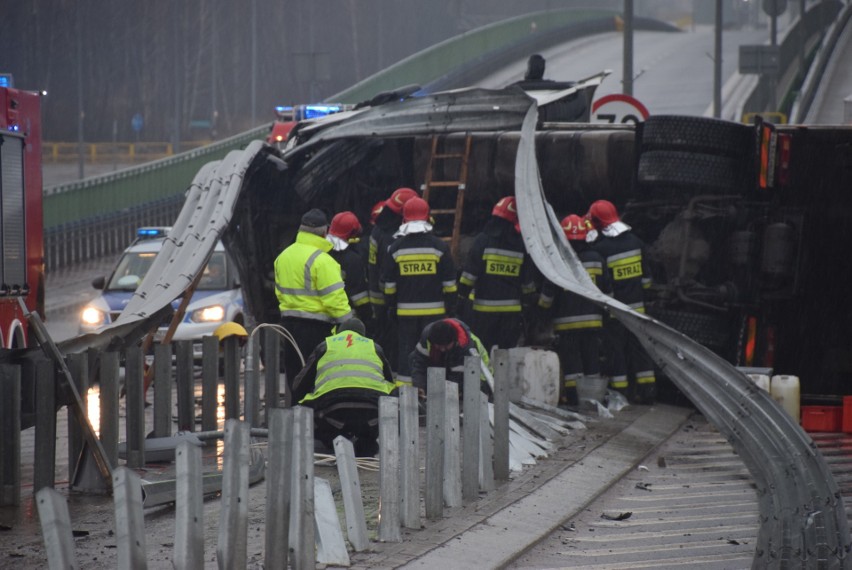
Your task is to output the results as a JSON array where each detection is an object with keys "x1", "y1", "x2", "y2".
[{"x1": 421, "y1": 134, "x2": 472, "y2": 261}]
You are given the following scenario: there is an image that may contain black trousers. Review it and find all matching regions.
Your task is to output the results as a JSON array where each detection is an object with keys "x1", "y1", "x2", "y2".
[
  {"x1": 305, "y1": 389, "x2": 386, "y2": 457},
  {"x1": 602, "y1": 319, "x2": 656, "y2": 404},
  {"x1": 396, "y1": 315, "x2": 441, "y2": 382},
  {"x1": 280, "y1": 317, "x2": 334, "y2": 394},
  {"x1": 470, "y1": 311, "x2": 522, "y2": 352}
]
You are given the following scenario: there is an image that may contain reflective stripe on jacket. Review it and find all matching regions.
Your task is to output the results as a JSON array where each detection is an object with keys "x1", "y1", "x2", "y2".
[
  {"x1": 274, "y1": 231, "x2": 353, "y2": 322},
  {"x1": 300, "y1": 331, "x2": 396, "y2": 403}
]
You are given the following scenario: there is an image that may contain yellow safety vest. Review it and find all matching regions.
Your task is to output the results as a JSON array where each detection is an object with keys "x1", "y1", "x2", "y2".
[{"x1": 300, "y1": 331, "x2": 395, "y2": 403}]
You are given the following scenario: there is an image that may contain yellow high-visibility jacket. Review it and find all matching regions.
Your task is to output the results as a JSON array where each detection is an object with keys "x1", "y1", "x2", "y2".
[{"x1": 274, "y1": 231, "x2": 353, "y2": 323}]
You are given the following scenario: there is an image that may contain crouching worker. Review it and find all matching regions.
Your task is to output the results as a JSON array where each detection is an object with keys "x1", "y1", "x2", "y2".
[
  {"x1": 291, "y1": 318, "x2": 397, "y2": 457},
  {"x1": 409, "y1": 318, "x2": 492, "y2": 398}
]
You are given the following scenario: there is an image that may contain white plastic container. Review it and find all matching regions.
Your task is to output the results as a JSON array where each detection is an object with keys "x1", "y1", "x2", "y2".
[
  {"x1": 746, "y1": 373, "x2": 771, "y2": 392},
  {"x1": 770, "y1": 374, "x2": 801, "y2": 423}
]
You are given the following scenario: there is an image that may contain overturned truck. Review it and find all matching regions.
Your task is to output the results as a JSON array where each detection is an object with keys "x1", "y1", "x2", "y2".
[{"x1": 224, "y1": 87, "x2": 852, "y2": 401}]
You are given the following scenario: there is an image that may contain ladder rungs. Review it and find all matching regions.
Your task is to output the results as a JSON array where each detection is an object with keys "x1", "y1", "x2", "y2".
[
  {"x1": 430, "y1": 209, "x2": 457, "y2": 215},
  {"x1": 432, "y1": 153, "x2": 466, "y2": 160},
  {"x1": 426, "y1": 181, "x2": 465, "y2": 188}
]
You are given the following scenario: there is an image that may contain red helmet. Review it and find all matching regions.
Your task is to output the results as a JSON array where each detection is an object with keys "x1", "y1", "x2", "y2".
[
  {"x1": 492, "y1": 196, "x2": 519, "y2": 225},
  {"x1": 385, "y1": 187, "x2": 418, "y2": 215},
  {"x1": 402, "y1": 197, "x2": 430, "y2": 223},
  {"x1": 329, "y1": 211, "x2": 362, "y2": 241},
  {"x1": 587, "y1": 200, "x2": 620, "y2": 230},
  {"x1": 370, "y1": 201, "x2": 385, "y2": 225},
  {"x1": 561, "y1": 214, "x2": 591, "y2": 241}
]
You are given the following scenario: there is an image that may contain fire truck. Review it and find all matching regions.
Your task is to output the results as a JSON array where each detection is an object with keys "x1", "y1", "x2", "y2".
[{"x1": 0, "y1": 85, "x2": 45, "y2": 349}]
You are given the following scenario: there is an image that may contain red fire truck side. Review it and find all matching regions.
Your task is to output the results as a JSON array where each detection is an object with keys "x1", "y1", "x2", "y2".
[{"x1": 0, "y1": 86, "x2": 45, "y2": 349}]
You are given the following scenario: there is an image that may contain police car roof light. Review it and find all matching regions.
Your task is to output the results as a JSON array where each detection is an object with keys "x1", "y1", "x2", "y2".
[{"x1": 136, "y1": 227, "x2": 171, "y2": 239}]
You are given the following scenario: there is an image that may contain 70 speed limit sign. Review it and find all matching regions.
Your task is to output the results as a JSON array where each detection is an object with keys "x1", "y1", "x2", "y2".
[{"x1": 592, "y1": 94, "x2": 650, "y2": 124}]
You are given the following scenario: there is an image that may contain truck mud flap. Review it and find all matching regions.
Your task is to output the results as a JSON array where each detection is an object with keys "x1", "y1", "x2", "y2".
[{"x1": 514, "y1": 104, "x2": 850, "y2": 567}]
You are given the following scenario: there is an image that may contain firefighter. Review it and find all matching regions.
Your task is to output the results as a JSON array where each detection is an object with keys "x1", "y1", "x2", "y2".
[
  {"x1": 409, "y1": 317, "x2": 492, "y2": 397},
  {"x1": 458, "y1": 196, "x2": 536, "y2": 351},
  {"x1": 274, "y1": 208, "x2": 352, "y2": 394},
  {"x1": 291, "y1": 318, "x2": 396, "y2": 457},
  {"x1": 327, "y1": 211, "x2": 372, "y2": 326},
  {"x1": 586, "y1": 200, "x2": 656, "y2": 405},
  {"x1": 382, "y1": 197, "x2": 457, "y2": 384},
  {"x1": 368, "y1": 187, "x2": 419, "y2": 363},
  {"x1": 538, "y1": 215, "x2": 609, "y2": 406}
]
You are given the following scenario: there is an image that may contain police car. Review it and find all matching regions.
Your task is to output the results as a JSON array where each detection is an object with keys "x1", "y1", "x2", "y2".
[{"x1": 79, "y1": 227, "x2": 245, "y2": 355}]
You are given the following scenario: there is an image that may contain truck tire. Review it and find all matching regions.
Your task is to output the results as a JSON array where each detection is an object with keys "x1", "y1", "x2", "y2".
[
  {"x1": 649, "y1": 308, "x2": 730, "y2": 350},
  {"x1": 640, "y1": 115, "x2": 753, "y2": 157},
  {"x1": 637, "y1": 150, "x2": 743, "y2": 192}
]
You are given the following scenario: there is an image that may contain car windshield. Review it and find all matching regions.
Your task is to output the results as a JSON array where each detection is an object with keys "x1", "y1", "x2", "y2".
[{"x1": 106, "y1": 250, "x2": 229, "y2": 291}]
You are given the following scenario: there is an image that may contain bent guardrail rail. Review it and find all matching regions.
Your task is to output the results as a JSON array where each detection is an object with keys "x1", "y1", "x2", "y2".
[{"x1": 514, "y1": 103, "x2": 850, "y2": 567}]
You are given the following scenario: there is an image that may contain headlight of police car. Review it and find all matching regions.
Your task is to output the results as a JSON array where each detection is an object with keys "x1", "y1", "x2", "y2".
[
  {"x1": 190, "y1": 305, "x2": 226, "y2": 323},
  {"x1": 81, "y1": 306, "x2": 106, "y2": 327}
]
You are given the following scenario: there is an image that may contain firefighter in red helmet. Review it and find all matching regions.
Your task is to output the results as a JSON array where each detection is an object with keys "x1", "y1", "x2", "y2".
[
  {"x1": 368, "y1": 187, "x2": 418, "y2": 363},
  {"x1": 538, "y1": 214, "x2": 610, "y2": 406},
  {"x1": 327, "y1": 211, "x2": 372, "y2": 326},
  {"x1": 586, "y1": 200, "x2": 656, "y2": 405},
  {"x1": 381, "y1": 197, "x2": 457, "y2": 384},
  {"x1": 458, "y1": 196, "x2": 536, "y2": 351}
]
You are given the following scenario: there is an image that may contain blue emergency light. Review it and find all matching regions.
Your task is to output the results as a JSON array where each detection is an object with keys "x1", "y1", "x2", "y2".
[
  {"x1": 0, "y1": 74, "x2": 13, "y2": 88},
  {"x1": 136, "y1": 227, "x2": 169, "y2": 238}
]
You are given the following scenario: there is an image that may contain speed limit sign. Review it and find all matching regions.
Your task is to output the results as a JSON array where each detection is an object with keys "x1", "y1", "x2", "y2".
[{"x1": 592, "y1": 94, "x2": 650, "y2": 125}]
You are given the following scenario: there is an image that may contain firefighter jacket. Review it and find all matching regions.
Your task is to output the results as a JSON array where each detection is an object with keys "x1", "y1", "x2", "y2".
[
  {"x1": 329, "y1": 244, "x2": 371, "y2": 322},
  {"x1": 590, "y1": 226, "x2": 651, "y2": 313},
  {"x1": 409, "y1": 318, "x2": 491, "y2": 392},
  {"x1": 293, "y1": 330, "x2": 396, "y2": 404},
  {"x1": 458, "y1": 218, "x2": 536, "y2": 313},
  {"x1": 381, "y1": 231, "x2": 457, "y2": 318},
  {"x1": 367, "y1": 209, "x2": 402, "y2": 311},
  {"x1": 538, "y1": 246, "x2": 610, "y2": 332},
  {"x1": 274, "y1": 231, "x2": 353, "y2": 323}
]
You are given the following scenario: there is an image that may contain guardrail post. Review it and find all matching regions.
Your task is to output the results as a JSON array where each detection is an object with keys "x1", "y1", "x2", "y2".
[
  {"x1": 479, "y1": 391, "x2": 495, "y2": 492},
  {"x1": 174, "y1": 440, "x2": 203, "y2": 570},
  {"x1": 290, "y1": 406, "x2": 314, "y2": 569},
  {"x1": 125, "y1": 345, "x2": 146, "y2": 468},
  {"x1": 223, "y1": 336, "x2": 240, "y2": 420},
  {"x1": 0, "y1": 364, "x2": 21, "y2": 506},
  {"x1": 425, "y1": 367, "x2": 446, "y2": 520},
  {"x1": 34, "y1": 358, "x2": 57, "y2": 492},
  {"x1": 333, "y1": 435, "x2": 369, "y2": 551},
  {"x1": 315, "y1": 477, "x2": 351, "y2": 566},
  {"x1": 398, "y1": 385, "x2": 420, "y2": 529},
  {"x1": 462, "y1": 356, "x2": 481, "y2": 501},
  {"x1": 100, "y1": 351, "x2": 120, "y2": 467},
  {"x1": 443, "y1": 381, "x2": 461, "y2": 508},
  {"x1": 216, "y1": 419, "x2": 250, "y2": 570},
  {"x1": 201, "y1": 336, "x2": 219, "y2": 435},
  {"x1": 36, "y1": 488, "x2": 78, "y2": 568},
  {"x1": 113, "y1": 466, "x2": 147, "y2": 568},
  {"x1": 153, "y1": 343, "x2": 173, "y2": 438},
  {"x1": 66, "y1": 352, "x2": 89, "y2": 482},
  {"x1": 263, "y1": 328, "x2": 281, "y2": 422},
  {"x1": 265, "y1": 408, "x2": 294, "y2": 570},
  {"x1": 244, "y1": 333, "x2": 261, "y2": 428},
  {"x1": 175, "y1": 340, "x2": 195, "y2": 432},
  {"x1": 378, "y1": 396, "x2": 401, "y2": 542},
  {"x1": 493, "y1": 349, "x2": 510, "y2": 481}
]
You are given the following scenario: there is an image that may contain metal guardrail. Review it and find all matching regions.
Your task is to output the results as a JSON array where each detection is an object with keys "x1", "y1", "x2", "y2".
[
  {"x1": 44, "y1": 194, "x2": 184, "y2": 272},
  {"x1": 42, "y1": 141, "x2": 211, "y2": 164},
  {"x1": 742, "y1": 1, "x2": 844, "y2": 120}
]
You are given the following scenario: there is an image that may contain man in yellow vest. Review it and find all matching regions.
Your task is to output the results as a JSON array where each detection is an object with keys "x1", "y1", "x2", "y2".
[
  {"x1": 291, "y1": 318, "x2": 397, "y2": 457},
  {"x1": 275, "y1": 208, "x2": 353, "y2": 394}
]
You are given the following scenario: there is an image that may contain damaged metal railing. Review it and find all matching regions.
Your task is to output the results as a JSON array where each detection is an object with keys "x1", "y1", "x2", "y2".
[{"x1": 514, "y1": 102, "x2": 850, "y2": 568}]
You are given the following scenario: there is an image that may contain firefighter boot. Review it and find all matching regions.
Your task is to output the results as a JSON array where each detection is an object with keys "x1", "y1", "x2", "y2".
[{"x1": 560, "y1": 383, "x2": 578, "y2": 408}]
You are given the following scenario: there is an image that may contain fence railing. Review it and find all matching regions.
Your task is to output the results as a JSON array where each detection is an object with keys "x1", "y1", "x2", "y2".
[
  {"x1": 1, "y1": 333, "x2": 582, "y2": 567},
  {"x1": 42, "y1": 141, "x2": 214, "y2": 164},
  {"x1": 44, "y1": 194, "x2": 185, "y2": 272}
]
